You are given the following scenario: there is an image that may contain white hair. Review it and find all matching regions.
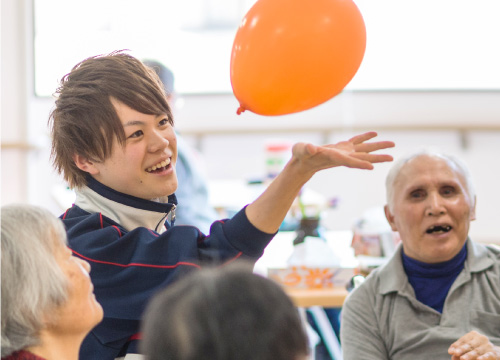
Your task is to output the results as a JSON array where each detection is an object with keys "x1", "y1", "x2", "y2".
[
  {"x1": 385, "y1": 149, "x2": 476, "y2": 212},
  {"x1": 1, "y1": 204, "x2": 69, "y2": 356}
]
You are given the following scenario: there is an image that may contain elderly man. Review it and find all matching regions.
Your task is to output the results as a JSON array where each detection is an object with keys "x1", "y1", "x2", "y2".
[{"x1": 340, "y1": 150, "x2": 500, "y2": 360}]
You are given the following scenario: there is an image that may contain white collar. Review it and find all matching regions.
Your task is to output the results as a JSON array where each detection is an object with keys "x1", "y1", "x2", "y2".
[{"x1": 75, "y1": 185, "x2": 173, "y2": 233}]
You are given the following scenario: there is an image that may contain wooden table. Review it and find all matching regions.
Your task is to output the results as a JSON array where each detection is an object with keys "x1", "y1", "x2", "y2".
[
  {"x1": 285, "y1": 287, "x2": 349, "y2": 308},
  {"x1": 285, "y1": 287, "x2": 348, "y2": 360},
  {"x1": 254, "y1": 230, "x2": 354, "y2": 312}
]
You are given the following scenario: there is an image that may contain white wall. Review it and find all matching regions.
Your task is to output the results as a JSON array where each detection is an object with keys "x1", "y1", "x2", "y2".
[
  {"x1": 1, "y1": 0, "x2": 29, "y2": 204},
  {"x1": 2, "y1": 0, "x2": 500, "y2": 244}
]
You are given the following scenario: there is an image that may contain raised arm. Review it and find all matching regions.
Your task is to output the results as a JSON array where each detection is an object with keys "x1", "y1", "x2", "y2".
[{"x1": 245, "y1": 131, "x2": 394, "y2": 233}]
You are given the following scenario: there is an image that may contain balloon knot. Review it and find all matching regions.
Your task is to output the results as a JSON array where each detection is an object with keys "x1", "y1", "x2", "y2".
[{"x1": 236, "y1": 106, "x2": 246, "y2": 115}]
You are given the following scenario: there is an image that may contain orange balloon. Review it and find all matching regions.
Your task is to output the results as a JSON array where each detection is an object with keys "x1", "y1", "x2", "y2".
[{"x1": 230, "y1": 0, "x2": 366, "y2": 116}]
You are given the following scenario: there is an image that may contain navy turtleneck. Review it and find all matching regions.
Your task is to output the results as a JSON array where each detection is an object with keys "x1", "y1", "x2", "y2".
[{"x1": 402, "y1": 243, "x2": 467, "y2": 313}]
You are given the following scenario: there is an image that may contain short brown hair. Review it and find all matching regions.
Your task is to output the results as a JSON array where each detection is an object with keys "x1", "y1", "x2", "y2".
[{"x1": 48, "y1": 50, "x2": 173, "y2": 188}]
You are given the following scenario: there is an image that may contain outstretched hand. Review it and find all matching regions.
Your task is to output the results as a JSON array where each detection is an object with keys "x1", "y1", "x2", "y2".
[
  {"x1": 245, "y1": 131, "x2": 394, "y2": 234},
  {"x1": 449, "y1": 331, "x2": 500, "y2": 360},
  {"x1": 290, "y1": 132, "x2": 395, "y2": 175}
]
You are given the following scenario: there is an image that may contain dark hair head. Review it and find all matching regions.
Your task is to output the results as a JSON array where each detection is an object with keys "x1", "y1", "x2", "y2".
[
  {"x1": 140, "y1": 263, "x2": 308, "y2": 360},
  {"x1": 49, "y1": 50, "x2": 173, "y2": 188}
]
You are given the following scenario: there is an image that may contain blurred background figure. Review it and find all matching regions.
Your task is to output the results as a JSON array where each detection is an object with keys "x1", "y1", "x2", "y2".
[
  {"x1": 351, "y1": 206, "x2": 399, "y2": 258},
  {"x1": 1, "y1": 204, "x2": 103, "y2": 360},
  {"x1": 350, "y1": 206, "x2": 401, "y2": 275},
  {"x1": 143, "y1": 59, "x2": 218, "y2": 233},
  {"x1": 140, "y1": 263, "x2": 309, "y2": 360}
]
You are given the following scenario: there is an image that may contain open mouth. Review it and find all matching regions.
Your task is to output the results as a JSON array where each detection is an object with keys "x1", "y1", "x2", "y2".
[
  {"x1": 146, "y1": 159, "x2": 171, "y2": 173},
  {"x1": 426, "y1": 224, "x2": 452, "y2": 234}
]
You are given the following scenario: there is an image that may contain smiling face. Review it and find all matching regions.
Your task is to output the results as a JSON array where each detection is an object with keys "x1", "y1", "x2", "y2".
[
  {"x1": 49, "y1": 244, "x2": 103, "y2": 336},
  {"x1": 384, "y1": 155, "x2": 476, "y2": 263},
  {"x1": 77, "y1": 98, "x2": 178, "y2": 200}
]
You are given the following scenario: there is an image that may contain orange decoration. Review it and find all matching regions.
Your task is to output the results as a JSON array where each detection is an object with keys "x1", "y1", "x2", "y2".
[{"x1": 230, "y1": 0, "x2": 366, "y2": 116}]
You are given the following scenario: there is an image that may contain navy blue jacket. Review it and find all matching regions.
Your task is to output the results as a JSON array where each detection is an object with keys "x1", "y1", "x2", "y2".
[{"x1": 61, "y1": 178, "x2": 274, "y2": 359}]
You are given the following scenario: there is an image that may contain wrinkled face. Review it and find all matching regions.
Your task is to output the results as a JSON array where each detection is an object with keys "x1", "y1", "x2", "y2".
[
  {"x1": 50, "y1": 243, "x2": 103, "y2": 335},
  {"x1": 384, "y1": 155, "x2": 476, "y2": 263},
  {"x1": 91, "y1": 99, "x2": 178, "y2": 199}
]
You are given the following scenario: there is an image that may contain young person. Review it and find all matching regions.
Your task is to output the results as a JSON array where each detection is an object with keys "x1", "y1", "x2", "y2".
[
  {"x1": 142, "y1": 59, "x2": 219, "y2": 233},
  {"x1": 49, "y1": 50, "x2": 394, "y2": 359}
]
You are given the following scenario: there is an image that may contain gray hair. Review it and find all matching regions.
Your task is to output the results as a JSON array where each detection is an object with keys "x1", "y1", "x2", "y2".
[
  {"x1": 1, "y1": 204, "x2": 69, "y2": 356},
  {"x1": 385, "y1": 149, "x2": 476, "y2": 212},
  {"x1": 141, "y1": 263, "x2": 309, "y2": 360}
]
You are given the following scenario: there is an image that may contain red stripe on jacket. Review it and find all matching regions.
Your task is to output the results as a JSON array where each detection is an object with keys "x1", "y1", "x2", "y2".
[{"x1": 71, "y1": 249, "x2": 201, "y2": 269}]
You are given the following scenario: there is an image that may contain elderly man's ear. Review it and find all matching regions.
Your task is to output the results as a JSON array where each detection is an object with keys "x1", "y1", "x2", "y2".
[
  {"x1": 383, "y1": 205, "x2": 398, "y2": 232},
  {"x1": 73, "y1": 154, "x2": 100, "y2": 175}
]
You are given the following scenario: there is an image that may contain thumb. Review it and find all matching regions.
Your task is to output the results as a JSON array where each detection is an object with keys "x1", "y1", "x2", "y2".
[{"x1": 292, "y1": 142, "x2": 315, "y2": 157}]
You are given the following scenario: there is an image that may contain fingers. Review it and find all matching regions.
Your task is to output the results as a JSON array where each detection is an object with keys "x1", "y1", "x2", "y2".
[
  {"x1": 348, "y1": 132, "x2": 395, "y2": 158},
  {"x1": 477, "y1": 351, "x2": 500, "y2": 360},
  {"x1": 348, "y1": 131, "x2": 379, "y2": 144},
  {"x1": 448, "y1": 332, "x2": 500, "y2": 360},
  {"x1": 352, "y1": 153, "x2": 394, "y2": 164},
  {"x1": 323, "y1": 147, "x2": 376, "y2": 170},
  {"x1": 323, "y1": 148, "x2": 382, "y2": 170},
  {"x1": 355, "y1": 141, "x2": 396, "y2": 153},
  {"x1": 454, "y1": 347, "x2": 500, "y2": 360},
  {"x1": 476, "y1": 346, "x2": 500, "y2": 360},
  {"x1": 342, "y1": 158, "x2": 374, "y2": 170},
  {"x1": 451, "y1": 331, "x2": 486, "y2": 350},
  {"x1": 342, "y1": 157, "x2": 373, "y2": 170},
  {"x1": 348, "y1": 131, "x2": 394, "y2": 146},
  {"x1": 449, "y1": 331, "x2": 483, "y2": 356}
]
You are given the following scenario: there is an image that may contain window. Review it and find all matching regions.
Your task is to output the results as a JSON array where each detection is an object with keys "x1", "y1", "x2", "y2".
[{"x1": 34, "y1": 0, "x2": 500, "y2": 97}]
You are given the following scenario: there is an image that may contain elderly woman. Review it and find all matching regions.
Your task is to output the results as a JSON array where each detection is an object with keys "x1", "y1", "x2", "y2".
[
  {"x1": 1, "y1": 204, "x2": 103, "y2": 360},
  {"x1": 340, "y1": 150, "x2": 500, "y2": 360}
]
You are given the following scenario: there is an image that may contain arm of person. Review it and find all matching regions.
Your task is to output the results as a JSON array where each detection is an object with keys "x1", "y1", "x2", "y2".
[
  {"x1": 448, "y1": 331, "x2": 500, "y2": 360},
  {"x1": 245, "y1": 131, "x2": 395, "y2": 233},
  {"x1": 340, "y1": 285, "x2": 390, "y2": 360}
]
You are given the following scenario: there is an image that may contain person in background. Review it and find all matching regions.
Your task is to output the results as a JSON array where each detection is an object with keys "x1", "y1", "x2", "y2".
[
  {"x1": 142, "y1": 59, "x2": 218, "y2": 233},
  {"x1": 340, "y1": 150, "x2": 500, "y2": 360},
  {"x1": 140, "y1": 263, "x2": 309, "y2": 360},
  {"x1": 1, "y1": 204, "x2": 103, "y2": 360},
  {"x1": 48, "y1": 50, "x2": 394, "y2": 359}
]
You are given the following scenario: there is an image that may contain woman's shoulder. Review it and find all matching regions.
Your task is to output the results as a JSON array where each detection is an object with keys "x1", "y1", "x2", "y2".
[{"x1": 2, "y1": 350, "x2": 46, "y2": 360}]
